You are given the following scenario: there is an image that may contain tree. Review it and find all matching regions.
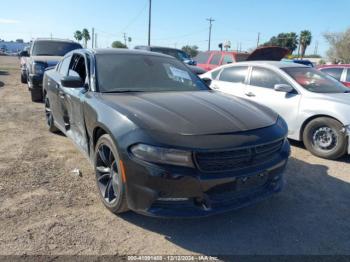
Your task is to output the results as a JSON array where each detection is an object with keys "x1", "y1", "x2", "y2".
[
  {"x1": 324, "y1": 28, "x2": 350, "y2": 63},
  {"x1": 81, "y1": 29, "x2": 90, "y2": 48},
  {"x1": 74, "y1": 30, "x2": 83, "y2": 43},
  {"x1": 263, "y1": 32, "x2": 298, "y2": 53},
  {"x1": 112, "y1": 41, "x2": 127, "y2": 49},
  {"x1": 181, "y1": 45, "x2": 199, "y2": 57},
  {"x1": 16, "y1": 39, "x2": 24, "y2": 43},
  {"x1": 299, "y1": 30, "x2": 312, "y2": 58}
]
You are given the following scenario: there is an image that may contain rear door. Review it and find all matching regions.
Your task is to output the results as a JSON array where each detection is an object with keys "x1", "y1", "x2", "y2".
[
  {"x1": 319, "y1": 67, "x2": 344, "y2": 82},
  {"x1": 245, "y1": 66, "x2": 301, "y2": 135},
  {"x1": 50, "y1": 55, "x2": 72, "y2": 130},
  {"x1": 211, "y1": 66, "x2": 249, "y2": 98}
]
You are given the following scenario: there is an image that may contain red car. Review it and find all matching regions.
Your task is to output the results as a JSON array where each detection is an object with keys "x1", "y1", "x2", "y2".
[
  {"x1": 195, "y1": 46, "x2": 288, "y2": 72},
  {"x1": 317, "y1": 64, "x2": 350, "y2": 87}
]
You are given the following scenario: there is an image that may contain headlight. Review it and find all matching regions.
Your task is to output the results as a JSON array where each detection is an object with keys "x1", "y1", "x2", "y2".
[
  {"x1": 276, "y1": 116, "x2": 288, "y2": 132},
  {"x1": 33, "y1": 62, "x2": 46, "y2": 74},
  {"x1": 130, "y1": 144, "x2": 194, "y2": 168}
]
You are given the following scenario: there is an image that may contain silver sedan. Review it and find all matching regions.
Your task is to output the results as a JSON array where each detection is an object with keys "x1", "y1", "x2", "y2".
[{"x1": 201, "y1": 61, "x2": 350, "y2": 160}]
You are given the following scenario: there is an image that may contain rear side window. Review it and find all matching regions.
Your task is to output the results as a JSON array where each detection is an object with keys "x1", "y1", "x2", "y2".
[
  {"x1": 210, "y1": 54, "x2": 221, "y2": 65},
  {"x1": 222, "y1": 55, "x2": 234, "y2": 65},
  {"x1": 219, "y1": 66, "x2": 248, "y2": 83},
  {"x1": 320, "y1": 68, "x2": 343, "y2": 81},
  {"x1": 194, "y1": 53, "x2": 210, "y2": 64},
  {"x1": 250, "y1": 67, "x2": 289, "y2": 89}
]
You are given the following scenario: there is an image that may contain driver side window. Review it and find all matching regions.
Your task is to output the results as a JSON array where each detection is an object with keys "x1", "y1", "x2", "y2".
[
  {"x1": 69, "y1": 54, "x2": 88, "y2": 86},
  {"x1": 59, "y1": 56, "x2": 71, "y2": 76}
]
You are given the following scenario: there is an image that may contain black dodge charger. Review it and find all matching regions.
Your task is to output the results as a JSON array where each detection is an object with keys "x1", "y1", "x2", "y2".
[{"x1": 43, "y1": 49, "x2": 290, "y2": 217}]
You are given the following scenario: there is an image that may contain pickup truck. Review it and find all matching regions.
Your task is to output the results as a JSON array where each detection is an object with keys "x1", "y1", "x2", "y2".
[{"x1": 20, "y1": 38, "x2": 82, "y2": 102}]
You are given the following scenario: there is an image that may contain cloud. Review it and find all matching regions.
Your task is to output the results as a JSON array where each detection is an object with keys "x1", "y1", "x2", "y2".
[{"x1": 0, "y1": 18, "x2": 20, "y2": 24}]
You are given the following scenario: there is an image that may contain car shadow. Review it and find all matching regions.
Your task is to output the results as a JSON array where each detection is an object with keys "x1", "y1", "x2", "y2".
[
  {"x1": 289, "y1": 139, "x2": 350, "y2": 164},
  {"x1": 0, "y1": 81, "x2": 4, "y2": 88},
  {"x1": 119, "y1": 157, "x2": 350, "y2": 255}
]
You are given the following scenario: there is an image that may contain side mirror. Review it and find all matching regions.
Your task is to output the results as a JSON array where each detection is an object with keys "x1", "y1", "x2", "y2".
[
  {"x1": 202, "y1": 77, "x2": 212, "y2": 86},
  {"x1": 61, "y1": 75, "x2": 83, "y2": 88},
  {"x1": 19, "y1": 50, "x2": 29, "y2": 57},
  {"x1": 274, "y1": 84, "x2": 294, "y2": 93}
]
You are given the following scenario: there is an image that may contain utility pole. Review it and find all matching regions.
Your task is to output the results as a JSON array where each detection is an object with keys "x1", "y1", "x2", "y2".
[
  {"x1": 206, "y1": 17, "x2": 215, "y2": 51},
  {"x1": 297, "y1": 37, "x2": 302, "y2": 59},
  {"x1": 92, "y1": 28, "x2": 95, "y2": 48},
  {"x1": 314, "y1": 40, "x2": 318, "y2": 55},
  {"x1": 123, "y1": 32, "x2": 127, "y2": 47},
  {"x1": 95, "y1": 33, "x2": 97, "y2": 48},
  {"x1": 148, "y1": 0, "x2": 152, "y2": 46},
  {"x1": 256, "y1": 32, "x2": 260, "y2": 47}
]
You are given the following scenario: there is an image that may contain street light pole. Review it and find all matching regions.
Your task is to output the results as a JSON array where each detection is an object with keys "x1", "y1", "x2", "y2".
[
  {"x1": 148, "y1": 0, "x2": 152, "y2": 46},
  {"x1": 206, "y1": 18, "x2": 215, "y2": 51}
]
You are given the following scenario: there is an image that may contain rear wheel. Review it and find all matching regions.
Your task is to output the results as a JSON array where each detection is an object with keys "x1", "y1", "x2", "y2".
[
  {"x1": 303, "y1": 117, "x2": 347, "y2": 160},
  {"x1": 94, "y1": 134, "x2": 129, "y2": 214},
  {"x1": 30, "y1": 88, "x2": 43, "y2": 102},
  {"x1": 45, "y1": 96, "x2": 59, "y2": 133}
]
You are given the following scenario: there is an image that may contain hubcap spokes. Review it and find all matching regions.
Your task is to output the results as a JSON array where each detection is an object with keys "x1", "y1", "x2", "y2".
[
  {"x1": 96, "y1": 145, "x2": 119, "y2": 204},
  {"x1": 45, "y1": 99, "x2": 52, "y2": 126},
  {"x1": 312, "y1": 126, "x2": 337, "y2": 151}
]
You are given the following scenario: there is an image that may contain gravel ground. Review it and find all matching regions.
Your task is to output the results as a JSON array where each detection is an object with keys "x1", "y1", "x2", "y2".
[{"x1": 0, "y1": 56, "x2": 350, "y2": 256}]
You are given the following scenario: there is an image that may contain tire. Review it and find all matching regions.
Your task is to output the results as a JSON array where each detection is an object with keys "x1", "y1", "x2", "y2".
[
  {"x1": 20, "y1": 73, "x2": 27, "y2": 84},
  {"x1": 30, "y1": 88, "x2": 43, "y2": 102},
  {"x1": 94, "y1": 134, "x2": 129, "y2": 214},
  {"x1": 303, "y1": 117, "x2": 347, "y2": 160},
  {"x1": 44, "y1": 96, "x2": 59, "y2": 133}
]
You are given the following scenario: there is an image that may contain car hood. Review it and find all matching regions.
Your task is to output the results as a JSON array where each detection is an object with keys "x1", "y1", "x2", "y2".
[
  {"x1": 100, "y1": 91, "x2": 278, "y2": 135},
  {"x1": 30, "y1": 56, "x2": 62, "y2": 67},
  {"x1": 314, "y1": 92, "x2": 350, "y2": 105},
  {"x1": 246, "y1": 46, "x2": 289, "y2": 61}
]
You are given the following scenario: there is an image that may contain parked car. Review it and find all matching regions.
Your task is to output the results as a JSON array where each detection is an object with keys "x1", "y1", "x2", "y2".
[
  {"x1": 195, "y1": 46, "x2": 288, "y2": 72},
  {"x1": 21, "y1": 38, "x2": 82, "y2": 102},
  {"x1": 201, "y1": 61, "x2": 350, "y2": 159},
  {"x1": 134, "y1": 45, "x2": 206, "y2": 75},
  {"x1": 43, "y1": 49, "x2": 290, "y2": 217},
  {"x1": 318, "y1": 64, "x2": 350, "y2": 87}
]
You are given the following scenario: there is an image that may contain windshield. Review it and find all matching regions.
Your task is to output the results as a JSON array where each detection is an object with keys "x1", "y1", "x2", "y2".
[
  {"x1": 96, "y1": 54, "x2": 208, "y2": 93},
  {"x1": 32, "y1": 41, "x2": 82, "y2": 56},
  {"x1": 282, "y1": 67, "x2": 349, "y2": 93}
]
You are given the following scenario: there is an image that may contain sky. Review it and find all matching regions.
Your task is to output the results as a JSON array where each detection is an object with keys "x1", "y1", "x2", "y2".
[{"x1": 1, "y1": 0, "x2": 350, "y2": 56}]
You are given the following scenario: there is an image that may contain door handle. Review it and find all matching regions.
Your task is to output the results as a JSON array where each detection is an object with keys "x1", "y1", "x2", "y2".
[
  {"x1": 245, "y1": 92, "x2": 255, "y2": 97},
  {"x1": 59, "y1": 91, "x2": 65, "y2": 99}
]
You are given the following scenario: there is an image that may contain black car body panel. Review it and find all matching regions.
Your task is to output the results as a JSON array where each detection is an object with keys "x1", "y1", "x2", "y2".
[{"x1": 43, "y1": 48, "x2": 290, "y2": 217}]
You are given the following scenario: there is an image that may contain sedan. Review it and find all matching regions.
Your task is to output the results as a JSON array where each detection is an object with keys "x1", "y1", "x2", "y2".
[
  {"x1": 43, "y1": 49, "x2": 290, "y2": 217},
  {"x1": 201, "y1": 61, "x2": 350, "y2": 160}
]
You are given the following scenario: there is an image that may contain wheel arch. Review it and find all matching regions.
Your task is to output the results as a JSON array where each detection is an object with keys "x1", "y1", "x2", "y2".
[{"x1": 299, "y1": 114, "x2": 343, "y2": 142}]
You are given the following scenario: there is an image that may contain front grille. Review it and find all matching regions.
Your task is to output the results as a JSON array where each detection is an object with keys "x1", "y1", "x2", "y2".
[{"x1": 195, "y1": 139, "x2": 284, "y2": 172}]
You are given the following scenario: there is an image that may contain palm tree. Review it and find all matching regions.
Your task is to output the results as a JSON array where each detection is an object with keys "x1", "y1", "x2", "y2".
[
  {"x1": 74, "y1": 30, "x2": 83, "y2": 43},
  {"x1": 81, "y1": 29, "x2": 91, "y2": 48},
  {"x1": 299, "y1": 30, "x2": 312, "y2": 58}
]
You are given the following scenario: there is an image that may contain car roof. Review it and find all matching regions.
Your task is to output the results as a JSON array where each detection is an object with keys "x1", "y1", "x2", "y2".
[
  {"x1": 33, "y1": 38, "x2": 77, "y2": 43},
  {"x1": 217, "y1": 60, "x2": 308, "y2": 70},
  {"x1": 89, "y1": 48, "x2": 173, "y2": 58}
]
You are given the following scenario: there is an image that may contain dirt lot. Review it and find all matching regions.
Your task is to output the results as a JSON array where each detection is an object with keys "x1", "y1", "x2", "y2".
[{"x1": 0, "y1": 56, "x2": 350, "y2": 256}]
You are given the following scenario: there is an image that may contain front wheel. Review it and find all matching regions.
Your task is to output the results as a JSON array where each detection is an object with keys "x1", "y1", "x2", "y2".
[
  {"x1": 303, "y1": 117, "x2": 347, "y2": 160},
  {"x1": 94, "y1": 134, "x2": 129, "y2": 214},
  {"x1": 20, "y1": 73, "x2": 27, "y2": 84}
]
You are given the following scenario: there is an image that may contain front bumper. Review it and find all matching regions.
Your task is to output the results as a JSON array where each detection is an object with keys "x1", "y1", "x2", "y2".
[
  {"x1": 28, "y1": 74, "x2": 43, "y2": 89},
  {"x1": 122, "y1": 139, "x2": 290, "y2": 218}
]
